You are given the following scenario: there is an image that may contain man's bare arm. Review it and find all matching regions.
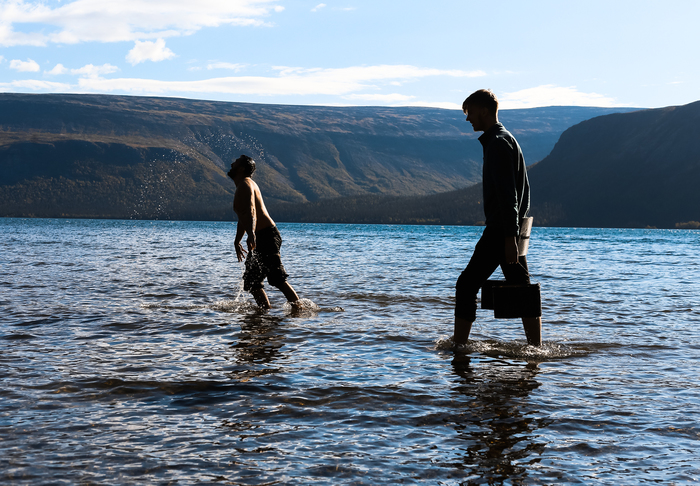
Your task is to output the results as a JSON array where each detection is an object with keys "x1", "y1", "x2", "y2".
[
  {"x1": 234, "y1": 218, "x2": 247, "y2": 262},
  {"x1": 234, "y1": 181, "x2": 257, "y2": 261}
]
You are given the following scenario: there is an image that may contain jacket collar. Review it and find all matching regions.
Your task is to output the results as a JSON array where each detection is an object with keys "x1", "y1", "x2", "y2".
[{"x1": 478, "y1": 122, "x2": 505, "y2": 148}]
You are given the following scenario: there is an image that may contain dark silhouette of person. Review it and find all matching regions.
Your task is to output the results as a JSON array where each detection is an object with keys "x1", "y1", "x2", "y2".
[
  {"x1": 228, "y1": 155, "x2": 301, "y2": 310},
  {"x1": 454, "y1": 89, "x2": 542, "y2": 346}
]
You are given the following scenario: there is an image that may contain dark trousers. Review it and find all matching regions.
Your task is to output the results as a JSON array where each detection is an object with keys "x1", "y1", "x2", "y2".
[{"x1": 455, "y1": 226, "x2": 531, "y2": 321}]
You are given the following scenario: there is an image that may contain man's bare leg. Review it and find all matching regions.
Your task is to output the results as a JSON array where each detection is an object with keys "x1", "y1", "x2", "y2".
[
  {"x1": 522, "y1": 317, "x2": 542, "y2": 346},
  {"x1": 251, "y1": 289, "x2": 271, "y2": 309},
  {"x1": 277, "y1": 281, "x2": 302, "y2": 308},
  {"x1": 454, "y1": 317, "x2": 474, "y2": 345}
]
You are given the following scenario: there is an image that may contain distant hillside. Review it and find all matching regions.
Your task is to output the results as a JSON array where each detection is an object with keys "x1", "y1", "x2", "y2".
[
  {"x1": 528, "y1": 100, "x2": 700, "y2": 228},
  {"x1": 273, "y1": 101, "x2": 700, "y2": 229},
  {"x1": 0, "y1": 93, "x2": 635, "y2": 220},
  {"x1": 272, "y1": 183, "x2": 485, "y2": 226}
]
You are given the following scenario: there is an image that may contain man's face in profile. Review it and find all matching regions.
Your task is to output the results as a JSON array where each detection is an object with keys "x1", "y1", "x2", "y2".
[
  {"x1": 228, "y1": 160, "x2": 242, "y2": 180},
  {"x1": 464, "y1": 105, "x2": 489, "y2": 132}
]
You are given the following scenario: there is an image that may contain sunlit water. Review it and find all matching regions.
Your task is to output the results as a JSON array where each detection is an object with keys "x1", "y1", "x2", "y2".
[{"x1": 1, "y1": 218, "x2": 699, "y2": 485}]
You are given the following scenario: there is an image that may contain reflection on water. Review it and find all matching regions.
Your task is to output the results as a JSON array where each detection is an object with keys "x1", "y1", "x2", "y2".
[
  {"x1": 229, "y1": 314, "x2": 286, "y2": 380},
  {"x1": 448, "y1": 353, "x2": 548, "y2": 484},
  {"x1": 2, "y1": 219, "x2": 700, "y2": 484}
]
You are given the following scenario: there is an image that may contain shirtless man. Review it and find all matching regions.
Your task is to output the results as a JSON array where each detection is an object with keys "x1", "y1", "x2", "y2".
[{"x1": 228, "y1": 155, "x2": 301, "y2": 309}]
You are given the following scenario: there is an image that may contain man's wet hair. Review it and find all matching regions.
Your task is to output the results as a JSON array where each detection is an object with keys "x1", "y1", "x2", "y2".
[
  {"x1": 234, "y1": 155, "x2": 256, "y2": 177},
  {"x1": 463, "y1": 89, "x2": 499, "y2": 116}
]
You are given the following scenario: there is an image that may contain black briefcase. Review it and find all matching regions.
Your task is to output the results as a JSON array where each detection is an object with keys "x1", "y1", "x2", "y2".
[{"x1": 481, "y1": 280, "x2": 542, "y2": 318}]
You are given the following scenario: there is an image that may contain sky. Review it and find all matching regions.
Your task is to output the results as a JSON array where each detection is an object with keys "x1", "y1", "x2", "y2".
[{"x1": 1, "y1": 0, "x2": 699, "y2": 110}]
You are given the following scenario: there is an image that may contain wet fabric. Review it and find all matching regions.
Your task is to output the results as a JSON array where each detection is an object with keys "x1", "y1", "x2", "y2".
[{"x1": 243, "y1": 225, "x2": 289, "y2": 292}]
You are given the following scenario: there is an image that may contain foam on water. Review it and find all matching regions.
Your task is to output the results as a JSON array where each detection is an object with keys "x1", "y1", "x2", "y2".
[
  {"x1": 434, "y1": 334, "x2": 585, "y2": 359},
  {"x1": 140, "y1": 297, "x2": 344, "y2": 316}
]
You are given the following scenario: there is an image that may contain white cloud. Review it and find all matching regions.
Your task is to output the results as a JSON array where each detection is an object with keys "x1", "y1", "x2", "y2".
[
  {"x1": 71, "y1": 63, "x2": 119, "y2": 78},
  {"x1": 9, "y1": 58, "x2": 40, "y2": 72},
  {"x1": 271, "y1": 64, "x2": 485, "y2": 85},
  {"x1": 499, "y1": 84, "x2": 624, "y2": 109},
  {"x1": 126, "y1": 38, "x2": 176, "y2": 65},
  {"x1": 76, "y1": 74, "x2": 348, "y2": 96},
  {"x1": 0, "y1": 0, "x2": 284, "y2": 46},
  {"x1": 343, "y1": 93, "x2": 415, "y2": 102},
  {"x1": 400, "y1": 100, "x2": 462, "y2": 110},
  {"x1": 0, "y1": 21, "x2": 47, "y2": 47},
  {"x1": 207, "y1": 62, "x2": 245, "y2": 71},
  {"x1": 311, "y1": 3, "x2": 326, "y2": 12},
  {"x1": 0, "y1": 79, "x2": 72, "y2": 90},
  {"x1": 73, "y1": 64, "x2": 486, "y2": 97},
  {"x1": 345, "y1": 94, "x2": 462, "y2": 109},
  {"x1": 0, "y1": 63, "x2": 482, "y2": 109},
  {"x1": 46, "y1": 63, "x2": 68, "y2": 75}
]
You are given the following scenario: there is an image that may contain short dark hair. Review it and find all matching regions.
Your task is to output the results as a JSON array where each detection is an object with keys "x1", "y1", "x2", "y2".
[
  {"x1": 463, "y1": 89, "x2": 498, "y2": 116},
  {"x1": 234, "y1": 155, "x2": 256, "y2": 177}
]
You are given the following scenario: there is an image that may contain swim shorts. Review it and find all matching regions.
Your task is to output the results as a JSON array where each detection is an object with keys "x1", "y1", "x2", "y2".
[{"x1": 243, "y1": 226, "x2": 289, "y2": 292}]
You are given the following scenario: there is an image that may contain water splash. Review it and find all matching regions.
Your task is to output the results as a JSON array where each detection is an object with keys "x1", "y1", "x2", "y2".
[
  {"x1": 435, "y1": 334, "x2": 585, "y2": 360},
  {"x1": 211, "y1": 272, "x2": 251, "y2": 312},
  {"x1": 210, "y1": 299, "x2": 259, "y2": 313},
  {"x1": 125, "y1": 128, "x2": 276, "y2": 222},
  {"x1": 187, "y1": 129, "x2": 271, "y2": 171},
  {"x1": 280, "y1": 298, "x2": 345, "y2": 316},
  {"x1": 130, "y1": 149, "x2": 188, "y2": 221},
  {"x1": 137, "y1": 296, "x2": 341, "y2": 316}
]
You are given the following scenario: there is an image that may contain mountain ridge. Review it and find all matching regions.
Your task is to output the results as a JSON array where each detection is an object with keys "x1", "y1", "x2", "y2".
[
  {"x1": 1, "y1": 93, "x2": 641, "y2": 221},
  {"x1": 528, "y1": 100, "x2": 700, "y2": 228},
  {"x1": 271, "y1": 101, "x2": 700, "y2": 229}
]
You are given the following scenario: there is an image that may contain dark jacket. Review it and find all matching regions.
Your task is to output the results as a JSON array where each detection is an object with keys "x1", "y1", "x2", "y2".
[{"x1": 479, "y1": 122, "x2": 530, "y2": 236}]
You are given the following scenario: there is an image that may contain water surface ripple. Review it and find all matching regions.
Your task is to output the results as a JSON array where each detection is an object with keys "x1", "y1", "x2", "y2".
[{"x1": 1, "y1": 219, "x2": 699, "y2": 484}]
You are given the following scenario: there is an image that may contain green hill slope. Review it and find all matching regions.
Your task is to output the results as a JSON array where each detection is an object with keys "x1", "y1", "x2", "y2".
[
  {"x1": 272, "y1": 101, "x2": 700, "y2": 229},
  {"x1": 0, "y1": 93, "x2": 637, "y2": 220}
]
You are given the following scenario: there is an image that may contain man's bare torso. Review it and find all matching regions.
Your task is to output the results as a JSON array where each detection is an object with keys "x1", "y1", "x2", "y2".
[{"x1": 233, "y1": 178, "x2": 275, "y2": 232}]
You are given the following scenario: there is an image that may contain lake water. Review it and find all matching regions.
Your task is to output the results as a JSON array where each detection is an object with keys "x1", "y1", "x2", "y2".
[{"x1": 1, "y1": 218, "x2": 699, "y2": 485}]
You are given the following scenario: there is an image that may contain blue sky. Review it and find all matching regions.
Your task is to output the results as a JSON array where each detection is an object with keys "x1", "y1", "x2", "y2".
[{"x1": 1, "y1": 0, "x2": 698, "y2": 110}]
